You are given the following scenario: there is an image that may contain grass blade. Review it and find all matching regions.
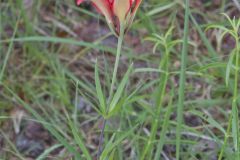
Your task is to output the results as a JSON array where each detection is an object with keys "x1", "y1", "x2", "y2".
[
  {"x1": 176, "y1": 0, "x2": 190, "y2": 159},
  {"x1": 36, "y1": 144, "x2": 62, "y2": 160},
  {"x1": 154, "y1": 87, "x2": 174, "y2": 160},
  {"x1": 95, "y1": 61, "x2": 107, "y2": 115},
  {"x1": 3, "y1": 85, "x2": 82, "y2": 159},
  {"x1": 100, "y1": 124, "x2": 139, "y2": 159},
  {"x1": 108, "y1": 63, "x2": 133, "y2": 114},
  {"x1": 0, "y1": 16, "x2": 19, "y2": 81}
]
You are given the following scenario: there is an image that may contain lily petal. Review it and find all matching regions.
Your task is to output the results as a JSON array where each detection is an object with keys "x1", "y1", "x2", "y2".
[
  {"x1": 75, "y1": 0, "x2": 143, "y2": 36},
  {"x1": 131, "y1": 0, "x2": 142, "y2": 16},
  {"x1": 91, "y1": 0, "x2": 113, "y2": 24},
  {"x1": 113, "y1": 0, "x2": 131, "y2": 23},
  {"x1": 76, "y1": 0, "x2": 84, "y2": 5},
  {"x1": 125, "y1": 0, "x2": 142, "y2": 32}
]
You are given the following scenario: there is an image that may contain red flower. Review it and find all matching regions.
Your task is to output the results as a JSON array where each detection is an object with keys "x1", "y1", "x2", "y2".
[{"x1": 76, "y1": 0, "x2": 142, "y2": 35}]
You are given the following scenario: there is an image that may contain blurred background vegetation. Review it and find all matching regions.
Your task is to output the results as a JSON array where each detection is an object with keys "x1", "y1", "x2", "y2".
[{"x1": 0, "y1": 0, "x2": 240, "y2": 159}]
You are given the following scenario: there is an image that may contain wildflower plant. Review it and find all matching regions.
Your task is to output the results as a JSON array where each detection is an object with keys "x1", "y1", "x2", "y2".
[
  {"x1": 141, "y1": 26, "x2": 182, "y2": 160},
  {"x1": 76, "y1": 0, "x2": 142, "y2": 158},
  {"x1": 207, "y1": 14, "x2": 240, "y2": 159}
]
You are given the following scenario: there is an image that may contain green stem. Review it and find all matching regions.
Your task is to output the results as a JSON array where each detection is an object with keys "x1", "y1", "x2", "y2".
[
  {"x1": 97, "y1": 25, "x2": 125, "y2": 159},
  {"x1": 154, "y1": 86, "x2": 174, "y2": 160},
  {"x1": 218, "y1": 28, "x2": 240, "y2": 160},
  {"x1": 0, "y1": 17, "x2": 20, "y2": 82},
  {"x1": 218, "y1": 113, "x2": 232, "y2": 160},
  {"x1": 141, "y1": 49, "x2": 169, "y2": 160},
  {"x1": 232, "y1": 39, "x2": 239, "y2": 159},
  {"x1": 109, "y1": 25, "x2": 124, "y2": 102},
  {"x1": 176, "y1": 0, "x2": 189, "y2": 159}
]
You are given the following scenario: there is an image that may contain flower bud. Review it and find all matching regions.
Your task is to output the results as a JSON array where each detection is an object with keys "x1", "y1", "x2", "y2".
[{"x1": 76, "y1": 0, "x2": 142, "y2": 36}]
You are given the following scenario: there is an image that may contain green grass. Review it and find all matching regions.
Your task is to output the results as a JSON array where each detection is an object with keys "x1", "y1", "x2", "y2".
[
  {"x1": 0, "y1": 0, "x2": 240, "y2": 159},
  {"x1": 176, "y1": 0, "x2": 189, "y2": 159}
]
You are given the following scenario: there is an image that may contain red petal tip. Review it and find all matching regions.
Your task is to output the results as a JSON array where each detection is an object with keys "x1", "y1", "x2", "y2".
[{"x1": 76, "y1": 0, "x2": 84, "y2": 5}]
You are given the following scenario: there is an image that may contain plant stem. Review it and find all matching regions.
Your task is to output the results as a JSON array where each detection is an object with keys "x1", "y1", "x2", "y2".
[
  {"x1": 109, "y1": 26, "x2": 124, "y2": 101},
  {"x1": 218, "y1": 113, "x2": 232, "y2": 160},
  {"x1": 141, "y1": 49, "x2": 169, "y2": 160},
  {"x1": 154, "y1": 86, "x2": 174, "y2": 160},
  {"x1": 97, "y1": 118, "x2": 107, "y2": 159},
  {"x1": 97, "y1": 26, "x2": 125, "y2": 159},
  {"x1": 176, "y1": 0, "x2": 189, "y2": 159},
  {"x1": 0, "y1": 18, "x2": 19, "y2": 82},
  {"x1": 217, "y1": 22, "x2": 240, "y2": 159},
  {"x1": 232, "y1": 38, "x2": 239, "y2": 159}
]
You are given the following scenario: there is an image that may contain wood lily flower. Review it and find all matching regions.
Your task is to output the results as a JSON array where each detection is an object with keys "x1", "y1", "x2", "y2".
[{"x1": 76, "y1": 0, "x2": 142, "y2": 36}]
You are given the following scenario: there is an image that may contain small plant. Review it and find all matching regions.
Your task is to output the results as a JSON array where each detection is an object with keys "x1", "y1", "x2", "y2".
[
  {"x1": 207, "y1": 14, "x2": 240, "y2": 159},
  {"x1": 140, "y1": 26, "x2": 182, "y2": 160},
  {"x1": 76, "y1": 0, "x2": 142, "y2": 158}
]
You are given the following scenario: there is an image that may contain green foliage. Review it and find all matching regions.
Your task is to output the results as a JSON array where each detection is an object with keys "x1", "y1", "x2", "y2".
[
  {"x1": 1, "y1": 0, "x2": 240, "y2": 160},
  {"x1": 207, "y1": 13, "x2": 240, "y2": 160}
]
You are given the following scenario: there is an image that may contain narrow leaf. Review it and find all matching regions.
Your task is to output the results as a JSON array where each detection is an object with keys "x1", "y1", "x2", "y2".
[
  {"x1": 95, "y1": 62, "x2": 107, "y2": 114},
  {"x1": 109, "y1": 64, "x2": 133, "y2": 114}
]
